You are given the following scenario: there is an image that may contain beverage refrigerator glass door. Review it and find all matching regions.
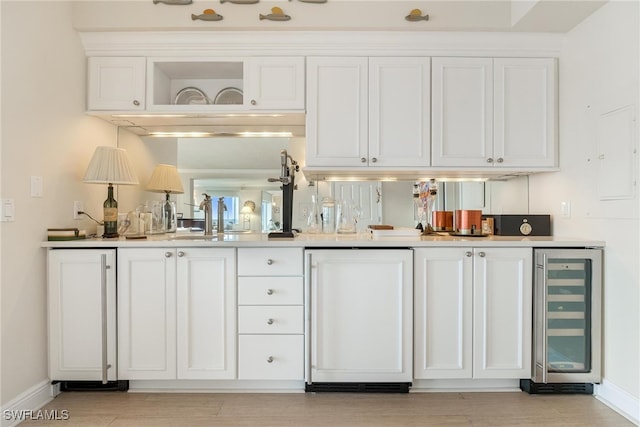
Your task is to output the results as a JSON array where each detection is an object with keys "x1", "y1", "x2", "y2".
[{"x1": 533, "y1": 249, "x2": 602, "y2": 384}]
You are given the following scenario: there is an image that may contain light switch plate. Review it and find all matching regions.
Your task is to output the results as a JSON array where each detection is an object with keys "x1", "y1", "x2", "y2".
[
  {"x1": 30, "y1": 176, "x2": 43, "y2": 198},
  {"x1": 1, "y1": 198, "x2": 15, "y2": 222},
  {"x1": 560, "y1": 201, "x2": 571, "y2": 218}
]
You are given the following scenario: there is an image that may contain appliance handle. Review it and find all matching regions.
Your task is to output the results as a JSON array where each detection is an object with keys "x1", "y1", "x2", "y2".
[
  {"x1": 304, "y1": 251, "x2": 312, "y2": 384},
  {"x1": 100, "y1": 254, "x2": 110, "y2": 384},
  {"x1": 540, "y1": 254, "x2": 548, "y2": 384}
]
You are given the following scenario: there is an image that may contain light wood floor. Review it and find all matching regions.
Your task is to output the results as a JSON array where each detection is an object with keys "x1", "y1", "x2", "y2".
[{"x1": 19, "y1": 391, "x2": 633, "y2": 426}]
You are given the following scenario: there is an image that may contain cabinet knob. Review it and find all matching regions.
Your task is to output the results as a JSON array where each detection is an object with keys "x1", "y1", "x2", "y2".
[
  {"x1": 360, "y1": 157, "x2": 367, "y2": 163},
  {"x1": 133, "y1": 100, "x2": 140, "y2": 106},
  {"x1": 165, "y1": 252, "x2": 172, "y2": 258},
  {"x1": 267, "y1": 318, "x2": 274, "y2": 325},
  {"x1": 177, "y1": 251, "x2": 185, "y2": 257},
  {"x1": 465, "y1": 251, "x2": 472, "y2": 257},
  {"x1": 266, "y1": 289, "x2": 274, "y2": 295},
  {"x1": 371, "y1": 157, "x2": 378, "y2": 163},
  {"x1": 266, "y1": 259, "x2": 274, "y2": 265},
  {"x1": 478, "y1": 251, "x2": 486, "y2": 257},
  {"x1": 251, "y1": 99, "x2": 257, "y2": 106},
  {"x1": 496, "y1": 157, "x2": 504, "y2": 163},
  {"x1": 486, "y1": 157, "x2": 494, "y2": 163},
  {"x1": 267, "y1": 356, "x2": 274, "y2": 363}
]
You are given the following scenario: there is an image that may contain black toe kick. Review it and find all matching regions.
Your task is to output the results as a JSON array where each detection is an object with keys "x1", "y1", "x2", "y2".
[{"x1": 305, "y1": 382, "x2": 411, "y2": 393}]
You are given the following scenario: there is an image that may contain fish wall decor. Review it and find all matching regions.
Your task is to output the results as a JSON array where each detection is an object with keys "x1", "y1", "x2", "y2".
[
  {"x1": 152, "y1": 0, "x2": 193, "y2": 5},
  {"x1": 259, "y1": 7, "x2": 291, "y2": 21},
  {"x1": 220, "y1": 0, "x2": 259, "y2": 4},
  {"x1": 192, "y1": 9, "x2": 224, "y2": 21},
  {"x1": 405, "y1": 9, "x2": 429, "y2": 21}
]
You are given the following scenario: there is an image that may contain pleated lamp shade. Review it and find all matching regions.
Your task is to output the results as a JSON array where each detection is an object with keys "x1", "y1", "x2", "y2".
[
  {"x1": 146, "y1": 164, "x2": 184, "y2": 195},
  {"x1": 83, "y1": 146, "x2": 139, "y2": 185}
]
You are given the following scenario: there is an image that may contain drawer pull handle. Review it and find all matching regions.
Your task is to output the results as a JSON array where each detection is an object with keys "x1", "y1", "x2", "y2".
[
  {"x1": 165, "y1": 252, "x2": 172, "y2": 258},
  {"x1": 478, "y1": 252, "x2": 486, "y2": 258},
  {"x1": 267, "y1": 289, "x2": 274, "y2": 295},
  {"x1": 133, "y1": 100, "x2": 140, "y2": 106},
  {"x1": 267, "y1": 356, "x2": 274, "y2": 363},
  {"x1": 266, "y1": 259, "x2": 274, "y2": 265},
  {"x1": 177, "y1": 251, "x2": 185, "y2": 257},
  {"x1": 465, "y1": 251, "x2": 472, "y2": 257},
  {"x1": 267, "y1": 318, "x2": 274, "y2": 325}
]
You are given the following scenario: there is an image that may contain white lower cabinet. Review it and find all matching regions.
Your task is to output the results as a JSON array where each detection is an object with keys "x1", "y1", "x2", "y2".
[
  {"x1": 237, "y1": 248, "x2": 304, "y2": 380},
  {"x1": 306, "y1": 249, "x2": 413, "y2": 383},
  {"x1": 414, "y1": 247, "x2": 532, "y2": 380},
  {"x1": 48, "y1": 249, "x2": 117, "y2": 382},
  {"x1": 117, "y1": 248, "x2": 236, "y2": 380}
]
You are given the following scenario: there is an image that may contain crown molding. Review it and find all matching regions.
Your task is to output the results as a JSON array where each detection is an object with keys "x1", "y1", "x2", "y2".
[{"x1": 79, "y1": 30, "x2": 563, "y2": 58}]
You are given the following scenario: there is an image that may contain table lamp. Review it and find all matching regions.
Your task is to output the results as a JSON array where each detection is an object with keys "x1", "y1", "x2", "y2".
[
  {"x1": 83, "y1": 146, "x2": 139, "y2": 238},
  {"x1": 146, "y1": 164, "x2": 184, "y2": 233}
]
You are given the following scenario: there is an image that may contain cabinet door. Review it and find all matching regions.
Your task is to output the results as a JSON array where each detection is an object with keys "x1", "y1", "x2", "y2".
[
  {"x1": 118, "y1": 248, "x2": 176, "y2": 380},
  {"x1": 306, "y1": 57, "x2": 368, "y2": 167},
  {"x1": 247, "y1": 57, "x2": 305, "y2": 110},
  {"x1": 307, "y1": 249, "x2": 413, "y2": 383},
  {"x1": 87, "y1": 57, "x2": 145, "y2": 110},
  {"x1": 48, "y1": 249, "x2": 116, "y2": 381},
  {"x1": 369, "y1": 57, "x2": 431, "y2": 167},
  {"x1": 432, "y1": 57, "x2": 493, "y2": 167},
  {"x1": 413, "y1": 248, "x2": 473, "y2": 379},
  {"x1": 473, "y1": 248, "x2": 532, "y2": 379},
  {"x1": 493, "y1": 58, "x2": 557, "y2": 167},
  {"x1": 176, "y1": 248, "x2": 236, "y2": 379}
]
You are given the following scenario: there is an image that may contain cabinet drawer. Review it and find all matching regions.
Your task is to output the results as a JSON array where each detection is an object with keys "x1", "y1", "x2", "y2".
[
  {"x1": 238, "y1": 335, "x2": 304, "y2": 380},
  {"x1": 237, "y1": 248, "x2": 303, "y2": 276},
  {"x1": 238, "y1": 277, "x2": 303, "y2": 305},
  {"x1": 238, "y1": 306, "x2": 303, "y2": 334}
]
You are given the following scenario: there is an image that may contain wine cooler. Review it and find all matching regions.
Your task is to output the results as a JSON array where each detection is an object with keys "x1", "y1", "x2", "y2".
[{"x1": 522, "y1": 249, "x2": 602, "y2": 394}]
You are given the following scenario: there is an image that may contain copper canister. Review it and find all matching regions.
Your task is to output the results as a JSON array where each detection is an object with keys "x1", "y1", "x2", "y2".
[
  {"x1": 455, "y1": 210, "x2": 483, "y2": 235},
  {"x1": 432, "y1": 210, "x2": 453, "y2": 231}
]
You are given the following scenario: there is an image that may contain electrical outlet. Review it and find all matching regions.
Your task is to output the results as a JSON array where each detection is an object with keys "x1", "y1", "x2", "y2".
[{"x1": 73, "y1": 201, "x2": 84, "y2": 220}]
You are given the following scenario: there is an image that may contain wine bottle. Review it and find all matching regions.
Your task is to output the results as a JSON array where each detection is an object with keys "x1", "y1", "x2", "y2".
[{"x1": 103, "y1": 185, "x2": 119, "y2": 238}]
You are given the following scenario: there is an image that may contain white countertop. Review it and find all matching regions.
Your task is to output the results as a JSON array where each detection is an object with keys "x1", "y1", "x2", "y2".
[{"x1": 42, "y1": 231, "x2": 605, "y2": 249}]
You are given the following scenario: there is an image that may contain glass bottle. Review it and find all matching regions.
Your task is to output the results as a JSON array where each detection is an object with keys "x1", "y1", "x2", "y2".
[
  {"x1": 306, "y1": 195, "x2": 320, "y2": 234},
  {"x1": 103, "y1": 185, "x2": 118, "y2": 238}
]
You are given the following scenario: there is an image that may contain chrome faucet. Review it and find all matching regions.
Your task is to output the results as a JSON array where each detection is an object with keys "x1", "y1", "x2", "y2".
[
  {"x1": 200, "y1": 193, "x2": 213, "y2": 235},
  {"x1": 217, "y1": 196, "x2": 227, "y2": 234}
]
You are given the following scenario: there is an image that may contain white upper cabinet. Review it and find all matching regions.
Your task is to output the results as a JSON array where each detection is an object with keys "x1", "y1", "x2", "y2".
[
  {"x1": 493, "y1": 58, "x2": 557, "y2": 167},
  {"x1": 87, "y1": 57, "x2": 146, "y2": 111},
  {"x1": 246, "y1": 57, "x2": 305, "y2": 110},
  {"x1": 306, "y1": 57, "x2": 369, "y2": 167},
  {"x1": 306, "y1": 57, "x2": 430, "y2": 168},
  {"x1": 431, "y1": 57, "x2": 494, "y2": 167},
  {"x1": 432, "y1": 57, "x2": 557, "y2": 168}
]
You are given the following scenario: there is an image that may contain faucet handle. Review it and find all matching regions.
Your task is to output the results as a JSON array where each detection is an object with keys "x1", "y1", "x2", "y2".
[{"x1": 202, "y1": 193, "x2": 211, "y2": 201}]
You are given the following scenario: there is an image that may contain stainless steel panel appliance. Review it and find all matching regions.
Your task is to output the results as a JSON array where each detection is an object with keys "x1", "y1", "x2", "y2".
[{"x1": 522, "y1": 249, "x2": 602, "y2": 394}]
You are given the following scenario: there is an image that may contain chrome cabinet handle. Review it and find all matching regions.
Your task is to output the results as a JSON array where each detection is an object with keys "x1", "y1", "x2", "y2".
[
  {"x1": 177, "y1": 251, "x2": 185, "y2": 257},
  {"x1": 267, "y1": 318, "x2": 274, "y2": 325},
  {"x1": 267, "y1": 289, "x2": 274, "y2": 295},
  {"x1": 165, "y1": 252, "x2": 172, "y2": 258},
  {"x1": 465, "y1": 251, "x2": 472, "y2": 257},
  {"x1": 266, "y1": 259, "x2": 273, "y2": 265},
  {"x1": 371, "y1": 157, "x2": 378, "y2": 163},
  {"x1": 486, "y1": 158, "x2": 494, "y2": 163},
  {"x1": 251, "y1": 99, "x2": 257, "y2": 105},
  {"x1": 360, "y1": 157, "x2": 367, "y2": 163},
  {"x1": 267, "y1": 356, "x2": 274, "y2": 363},
  {"x1": 133, "y1": 100, "x2": 140, "y2": 106},
  {"x1": 478, "y1": 252, "x2": 486, "y2": 257},
  {"x1": 496, "y1": 157, "x2": 504, "y2": 163}
]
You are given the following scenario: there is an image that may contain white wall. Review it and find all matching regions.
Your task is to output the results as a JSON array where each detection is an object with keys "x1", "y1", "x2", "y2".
[
  {"x1": 0, "y1": 1, "x2": 114, "y2": 406},
  {"x1": 529, "y1": 0, "x2": 640, "y2": 411}
]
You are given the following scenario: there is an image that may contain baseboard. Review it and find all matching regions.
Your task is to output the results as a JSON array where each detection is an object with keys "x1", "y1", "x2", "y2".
[
  {"x1": 0, "y1": 380, "x2": 54, "y2": 427},
  {"x1": 595, "y1": 379, "x2": 640, "y2": 425}
]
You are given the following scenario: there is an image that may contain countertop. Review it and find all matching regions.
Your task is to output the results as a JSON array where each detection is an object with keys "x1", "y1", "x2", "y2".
[{"x1": 42, "y1": 231, "x2": 605, "y2": 249}]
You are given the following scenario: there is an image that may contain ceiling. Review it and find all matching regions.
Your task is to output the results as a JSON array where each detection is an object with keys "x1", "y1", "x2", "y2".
[{"x1": 73, "y1": 1, "x2": 608, "y2": 33}]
